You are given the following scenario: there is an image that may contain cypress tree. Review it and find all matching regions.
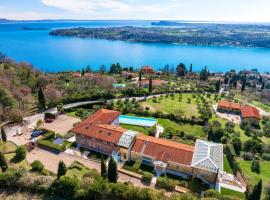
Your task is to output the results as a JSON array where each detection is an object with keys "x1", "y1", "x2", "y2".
[
  {"x1": 38, "y1": 87, "x2": 46, "y2": 110},
  {"x1": 101, "y1": 155, "x2": 107, "y2": 178},
  {"x1": 1, "y1": 127, "x2": 7, "y2": 142},
  {"x1": 148, "y1": 76, "x2": 152, "y2": 94},
  {"x1": 139, "y1": 71, "x2": 142, "y2": 81},
  {"x1": 247, "y1": 179, "x2": 262, "y2": 200},
  {"x1": 107, "y1": 156, "x2": 118, "y2": 183},
  {"x1": 0, "y1": 152, "x2": 8, "y2": 172},
  {"x1": 57, "y1": 160, "x2": 67, "y2": 179},
  {"x1": 189, "y1": 64, "x2": 193, "y2": 73}
]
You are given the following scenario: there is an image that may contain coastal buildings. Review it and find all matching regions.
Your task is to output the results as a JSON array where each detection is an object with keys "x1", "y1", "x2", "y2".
[
  {"x1": 71, "y1": 109, "x2": 223, "y2": 187},
  {"x1": 140, "y1": 66, "x2": 155, "y2": 75}
]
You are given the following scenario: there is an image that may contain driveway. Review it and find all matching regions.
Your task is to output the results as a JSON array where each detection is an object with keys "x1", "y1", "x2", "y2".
[
  {"x1": 26, "y1": 147, "x2": 146, "y2": 188},
  {"x1": 42, "y1": 115, "x2": 81, "y2": 135}
]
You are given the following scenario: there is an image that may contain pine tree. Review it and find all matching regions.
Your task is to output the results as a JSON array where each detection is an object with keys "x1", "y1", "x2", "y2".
[
  {"x1": 101, "y1": 155, "x2": 107, "y2": 178},
  {"x1": 107, "y1": 156, "x2": 118, "y2": 183},
  {"x1": 0, "y1": 152, "x2": 8, "y2": 172},
  {"x1": 1, "y1": 127, "x2": 7, "y2": 142},
  {"x1": 38, "y1": 87, "x2": 46, "y2": 110},
  {"x1": 57, "y1": 160, "x2": 67, "y2": 179},
  {"x1": 148, "y1": 77, "x2": 152, "y2": 94},
  {"x1": 241, "y1": 76, "x2": 246, "y2": 92}
]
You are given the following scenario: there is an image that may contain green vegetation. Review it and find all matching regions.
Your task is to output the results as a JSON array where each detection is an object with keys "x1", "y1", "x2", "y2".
[
  {"x1": 220, "y1": 187, "x2": 245, "y2": 199},
  {"x1": 142, "y1": 93, "x2": 199, "y2": 118},
  {"x1": 120, "y1": 124, "x2": 149, "y2": 135},
  {"x1": 223, "y1": 156, "x2": 233, "y2": 174}
]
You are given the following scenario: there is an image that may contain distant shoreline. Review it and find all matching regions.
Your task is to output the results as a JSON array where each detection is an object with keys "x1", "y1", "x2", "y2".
[{"x1": 49, "y1": 25, "x2": 270, "y2": 48}]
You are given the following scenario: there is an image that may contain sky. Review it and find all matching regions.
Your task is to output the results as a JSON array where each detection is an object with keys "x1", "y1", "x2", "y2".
[{"x1": 0, "y1": 0, "x2": 270, "y2": 22}]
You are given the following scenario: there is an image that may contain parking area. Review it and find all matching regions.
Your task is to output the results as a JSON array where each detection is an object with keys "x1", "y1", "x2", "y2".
[{"x1": 42, "y1": 114, "x2": 81, "y2": 135}]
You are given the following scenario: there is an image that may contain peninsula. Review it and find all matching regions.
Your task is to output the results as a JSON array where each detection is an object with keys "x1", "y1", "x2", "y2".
[{"x1": 49, "y1": 24, "x2": 270, "y2": 48}]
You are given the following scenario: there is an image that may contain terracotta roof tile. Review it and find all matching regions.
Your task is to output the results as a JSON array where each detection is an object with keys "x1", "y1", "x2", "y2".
[
  {"x1": 131, "y1": 134, "x2": 194, "y2": 166},
  {"x1": 71, "y1": 109, "x2": 123, "y2": 144},
  {"x1": 241, "y1": 106, "x2": 261, "y2": 120},
  {"x1": 218, "y1": 101, "x2": 241, "y2": 110}
]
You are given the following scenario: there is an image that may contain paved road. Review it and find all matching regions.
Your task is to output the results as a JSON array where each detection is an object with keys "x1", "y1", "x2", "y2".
[{"x1": 23, "y1": 94, "x2": 165, "y2": 127}]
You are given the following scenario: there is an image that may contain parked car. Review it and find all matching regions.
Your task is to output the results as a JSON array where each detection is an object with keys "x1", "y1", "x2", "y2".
[
  {"x1": 45, "y1": 118, "x2": 54, "y2": 123},
  {"x1": 31, "y1": 130, "x2": 44, "y2": 138}
]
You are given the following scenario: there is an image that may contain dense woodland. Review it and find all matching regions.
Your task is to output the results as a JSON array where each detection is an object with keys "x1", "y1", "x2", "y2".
[{"x1": 50, "y1": 24, "x2": 270, "y2": 48}]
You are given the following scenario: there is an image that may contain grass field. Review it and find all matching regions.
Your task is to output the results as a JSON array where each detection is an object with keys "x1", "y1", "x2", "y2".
[
  {"x1": 158, "y1": 118, "x2": 205, "y2": 137},
  {"x1": 237, "y1": 159, "x2": 270, "y2": 190},
  {"x1": 220, "y1": 187, "x2": 245, "y2": 199},
  {"x1": 141, "y1": 93, "x2": 199, "y2": 118},
  {"x1": 223, "y1": 156, "x2": 233, "y2": 174},
  {"x1": 120, "y1": 124, "x2": 149, "y2": 135}
]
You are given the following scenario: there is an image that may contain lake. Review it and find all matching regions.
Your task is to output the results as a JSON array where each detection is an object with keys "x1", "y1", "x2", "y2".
[{"x1": 0, "y1": 20, "x2": 270, "y2": 72}]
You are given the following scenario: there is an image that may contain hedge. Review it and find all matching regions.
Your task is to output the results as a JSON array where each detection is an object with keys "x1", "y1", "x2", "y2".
[
  {"x1": 141, "y1": 172, "x2": 153, "y2": 184},
  {"x1": 37, "y1": 139, "x2": 65, "y2": 153},
  {"x1": 156, "y1": 176, "x2": 177, "y2": 191}
]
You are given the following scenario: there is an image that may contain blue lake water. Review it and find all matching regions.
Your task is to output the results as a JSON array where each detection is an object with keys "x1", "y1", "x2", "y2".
[{"x1": 0, "y1": 20, "x2": 270, "y2": 72}]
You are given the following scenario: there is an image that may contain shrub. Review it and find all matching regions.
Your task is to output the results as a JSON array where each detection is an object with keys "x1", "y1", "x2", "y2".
[
  {"x1": 14, "y1": 146, "x2": 26, "y2": 162},
  {"x1": 262, "y1": 153, "x2": 270, "y2": 161},
  {"x1": 204, "y1": 189, "x2": 222, "y2": 198},
  {"x1": 37, "y1": 139, "x2": 65, "y2": 152},
  {"x1": 142, "y1": 172, "x2": 153, "y2": 184},
  {"x1": 251, "y1": 159, "x2": 260, "y2": 173},
  {"x1": 133, "y1": 160, "x2": 142, "y2": 172},
  {"x1": 156, "y1": 176, "x2": 177, "y2": 191},
  {"x1": 31, "y1": 160, "x2": 44, "y2": 173},
  {"x1": 51, "y1": 176, "x2": 79, "y2": 198},
  {"x1": 243, "y1": 152, "x2": 254, "y2": 161}
]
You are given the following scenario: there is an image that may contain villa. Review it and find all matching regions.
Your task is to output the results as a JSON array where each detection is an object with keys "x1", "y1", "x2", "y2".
[
  {"x1": 71, "y1": 109, "x2": 224, "y2": 187},
  {"x1": 217, "y1": 100, "x2": 261, "y2": 121},
  {"x1": 140, "y1": 66, "x2": 155, "y2": 75}
]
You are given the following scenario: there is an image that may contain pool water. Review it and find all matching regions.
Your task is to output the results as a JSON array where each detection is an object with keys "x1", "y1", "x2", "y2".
[{"x1": 119, "y1": 115, "x2": 157, "y2": 127}]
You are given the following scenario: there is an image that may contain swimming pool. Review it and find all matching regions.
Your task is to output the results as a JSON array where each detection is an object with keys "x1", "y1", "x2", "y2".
[{"x1": 119, "y1": 115, "x2": 157, "y2": 127}]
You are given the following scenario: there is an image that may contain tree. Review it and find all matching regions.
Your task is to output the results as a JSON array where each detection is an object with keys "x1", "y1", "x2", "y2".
[
  {"x1": 101, "y1": 155, "x2": 107, "y2": 178},
  {"x1": 265, "y1": 184, "x2": 270, "y2": 200},
  {"x1": 107, "y1": 156, "x2": 118, "y2": 183},
  {"x1": 139, "y1": 71, "x2": 142, "y2": 81},
  {"x1": 215, "y1": 80, "x2": 221, "y2": 92},
  {"x1": 38, "y1": 87, "x2": 46, "y2": 110},
  {"x1": 189, "y1": 64, "x2": 193, "y2": 73},
  {"x1": 85, "y1": 65, "x2": 92, "y2": 73},
  {"x1": 0, "y1": 152, "x2": 8, "y2": 172},
  {"x1": 148, "y1": 77, "x2": 152, "y2": 94},
  {"x1": 15, "y1": 146, "x2": 26, "y2": 162},
  {"x1": 247, "y1": 179, "x2": 262, "y2": 200},
  {"x1": 31, "y1": 160, "x2": 44, "y2": 173},
  {"x1": 231, "y1": 137, "x2": 242, "y2": 156},
  {"x1": 241, "y1": 76, "x2": 246, "y2": 92},
  {"x1": 81, "y1": 68, "x2": 85, "y2": 76},
  {"x1": 251, "y1": 159, "x2": 260, "y2": 173},
  {"x1": 261, "y1": 81, "x2": 265, "y2": 90},
  {"x1": 200, "y1": 66, "x2": 209, "y2": 81},
  {"x1": 99, "y1": 65, "x2": 106, "y2": 74},
  {"x1": 1, "y1": 127, "x2": 7, "y2": 142},
  {"x1": 57, "y1": 160, "x2": 67, "y2": 179},
  {"x1": 176, "y1": 63, "x2": 187, "y2": 77}
]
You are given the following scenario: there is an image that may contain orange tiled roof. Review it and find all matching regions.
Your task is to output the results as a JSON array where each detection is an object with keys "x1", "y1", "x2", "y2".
[
  {"x1": 241, "y1": 106, "x2": 261, "y2": 120},
  {"x1": 72, "y1": 72, "x2": 81, "y2": 77},
  {"x1": 218, "y1": 101, "x2": 241, "y2": 110},
  {"x1": 131, "y1": 134, "x2": 194, "y2": 166},
  {"x1": 71, "y1": 109, "x2": 123, "y2": 144},
  {"x1": 139, "y1": 79, "x2": 167, "y2": 86}
]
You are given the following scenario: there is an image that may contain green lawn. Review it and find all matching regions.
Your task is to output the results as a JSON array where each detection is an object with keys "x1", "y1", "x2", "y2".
[
  {"x1": 5, "y1": 152, "x2": 31, "y2": 170},
  {"x1": 158, "y1": 118, "x2": 205, "y2": 137},
  {"x1": 2, "y1": 141, "x2": 17, "y2": 153},
  {"x1": 120, "y1": 124, "x2": 149, "y2": 135},
  {"x1": 223, "y1": 156, "x2": 233, "y2": 174},
  {"x1": 237, "y1": 159, "x2": 270, "y2": 189},
  {"x1": 220, "y1": 187, "x2": 245, "y2": 199},
  {"x1": 141, "y1": 93, "x2": 199, "y2": 118}
]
